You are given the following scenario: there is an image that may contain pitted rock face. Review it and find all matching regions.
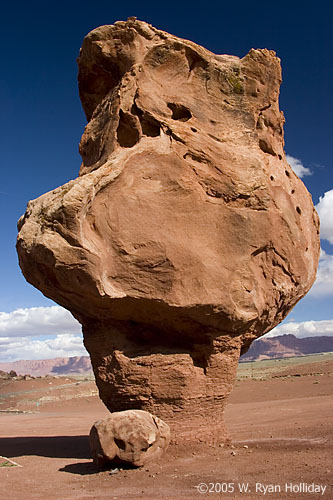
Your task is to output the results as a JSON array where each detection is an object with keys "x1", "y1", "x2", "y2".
[{"x1": 17, "y1": 19, "x2": 320, "y2": 440}]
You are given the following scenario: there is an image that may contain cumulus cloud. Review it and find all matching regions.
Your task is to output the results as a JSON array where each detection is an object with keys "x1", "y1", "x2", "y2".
[
  {"x1": 309, "y1": 249, "x2": 333, "y2": 297},
  {"x1": 0, "y1": 334, "x2": 87, "y2": 362},
  {"x1": 315, "y1": 189, "x2": 333, "y2": 244},
  {"x1": 286, "y1": 154, "x2": 312, "y2": 178},
  {"x1": 265, "y1": 319, "x2": 333, "y2": 338},
  {"x1": 0, "y1": 306, "x2": 84, "y2": 361},
  {"x1": 0, "y1": 306, "x2": 81, "y2": 338}
]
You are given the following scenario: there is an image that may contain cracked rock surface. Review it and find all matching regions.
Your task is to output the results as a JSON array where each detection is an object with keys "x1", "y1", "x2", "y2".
[{"x1": 17, "y1": 18, "x2": 320, "y2": 441}]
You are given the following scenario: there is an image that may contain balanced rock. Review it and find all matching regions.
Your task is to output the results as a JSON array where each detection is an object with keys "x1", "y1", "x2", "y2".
[
  {"x1": 17, "y1": 19, "x2": 320, "y2": 440},
  {"x1": 90, "y1": 409, "x2": 170, "y2": 468}
]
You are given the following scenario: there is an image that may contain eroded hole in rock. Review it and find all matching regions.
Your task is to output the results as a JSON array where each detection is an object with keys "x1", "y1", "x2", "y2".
[
  {"x1": 285, "y1": 170, "x2": 290, "y2": 177},
  {"x1": 270, "y1": 175, "x2": 274, "y2": 181},
  {"x1": 259, "y1": 139, "x2": 276, "y2": 156},
  {"x1": 167, "y1": 103, "x2": 192, "y2": 121},
  {"x1": 117, "y1": 110, "x2": 140, "y2": 147},
  {"x1": 296, "y1": 206, "x2": 302, "y2": 215},
  {"x1": 185, "y1": 47, "x2": 209, "y2": 73}
]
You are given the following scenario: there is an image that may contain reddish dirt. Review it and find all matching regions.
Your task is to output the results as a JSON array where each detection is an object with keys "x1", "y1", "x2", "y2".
[{"x1": 0, "y1": 360, "x2": 332, "y2": 499}]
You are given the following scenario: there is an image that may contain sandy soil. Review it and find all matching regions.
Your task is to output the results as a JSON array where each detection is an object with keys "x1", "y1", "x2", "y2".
[{"x1": 0, "y1": 358, "x2": 332, "y2": 499}]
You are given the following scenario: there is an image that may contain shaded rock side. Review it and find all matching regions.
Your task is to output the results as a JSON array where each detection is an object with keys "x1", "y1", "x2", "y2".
[
  {"x1": 17, "y1": 19, "x2": 320, "y2": 438},
  {"x1": 90, "y1": 409, "x2": 170, "y2": 468}
]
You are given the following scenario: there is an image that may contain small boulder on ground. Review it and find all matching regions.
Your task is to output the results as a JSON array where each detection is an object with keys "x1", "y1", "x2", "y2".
[{"x1": 89, "y1": 409, "x2": 170, "y2": 468}]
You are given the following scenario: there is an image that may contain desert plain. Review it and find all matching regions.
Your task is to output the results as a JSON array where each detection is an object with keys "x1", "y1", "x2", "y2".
[{"x1": 0, "y1": 353, "x2": 332, "y2": 500}]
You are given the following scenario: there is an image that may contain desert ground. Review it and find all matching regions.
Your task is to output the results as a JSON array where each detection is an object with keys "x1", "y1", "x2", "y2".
[{"x1": 1, "y1": 354, "x2": 332, "y2": 499}]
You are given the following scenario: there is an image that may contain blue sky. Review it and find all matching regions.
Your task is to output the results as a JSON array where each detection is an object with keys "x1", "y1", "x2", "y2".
[{"x1": 1, "y1": 1, "x2": 332, "y2": 360}]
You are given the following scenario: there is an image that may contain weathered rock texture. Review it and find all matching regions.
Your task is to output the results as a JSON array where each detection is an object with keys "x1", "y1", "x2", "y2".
[
  {"x1": 90, "y1": 409, "x2": 170, "y2": 467},
  {"x1": 17, "y1": 18, "x2": 320, "y2": 440}
]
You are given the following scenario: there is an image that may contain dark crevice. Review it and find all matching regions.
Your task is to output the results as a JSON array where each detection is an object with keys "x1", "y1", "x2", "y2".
[
  {"x1": 131, "y1": 102, "x2": 161, "y2": 137},
  {"x1": 131, "y1": 102, "x2": 143, "y2": 117},
  {"x1": 251, "y1": 244, "x2": 270, "y2": 257},
  {"x1": 183, "y1": 151, "x2": 207, "y2": 163},
  {"x1": 251, "y1": 245, "x2": 297, "y2": 283},
  {"x1": 205, "y1": 187, "x2": 251, "y2": 203},
  {"x1": 165, "y1": 128, "x2": 186, "y2": 143},
  {"x1": 114, "y1": 438, "x2": 126, "y2": 450},
  {"x1": 206, "y1": 188, "x2": 223, "y2": 199},
  {"x1": 208, "y1": 133, "x2": 224, "y2": 143},
  {"x1": 259, "y1": 103, "x2": 271, "y2": 112},
  {"x1": 190, "y1": 352, "x2": 209, "y2": 374}
]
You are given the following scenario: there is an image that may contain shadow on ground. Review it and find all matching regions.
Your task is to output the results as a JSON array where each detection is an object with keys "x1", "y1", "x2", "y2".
[
  {"x1": 59, "y1": 461, "x2": 100, "y2": 475},
  {"x1": 60, "y1": 460, "x2": 138, "y2": 475},
  {"x1": 0, "y1": 435, "x2": 90, "y2": 459}
]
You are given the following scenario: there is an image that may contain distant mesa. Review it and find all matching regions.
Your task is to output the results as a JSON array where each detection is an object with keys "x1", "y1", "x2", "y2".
[
  {"x1": 16, "y1": 18, "x2": 320, "y2": 443},
  {"x1": 241, "y1": 334, "x2": 333, "y2": 361},
  {"x1": 0, "y1": 356, "x2": 92, "y2": 377}
]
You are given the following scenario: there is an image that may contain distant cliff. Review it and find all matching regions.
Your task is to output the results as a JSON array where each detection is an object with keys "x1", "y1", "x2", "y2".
[
  {"x1": 0, "y1": 356, "x2": 92, "y2": 376},
  {"x1": 240, "y1": 334, "x2": 333, "y2": 361}
]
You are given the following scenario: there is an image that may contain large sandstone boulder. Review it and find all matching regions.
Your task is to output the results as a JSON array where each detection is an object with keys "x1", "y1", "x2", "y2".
[
  {"x1": 90, "y1": 409, "x2": 170, "y2": 468},
  {"x1": 17, "y1": 18, "x2": 320, "y2": 441}
]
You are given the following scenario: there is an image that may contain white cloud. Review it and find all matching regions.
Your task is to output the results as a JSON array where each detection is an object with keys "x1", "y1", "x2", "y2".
[
  {"x1": 0, "y1": 306, "x2": 84, "y2": 361},
  {"x1": 0, "y1": 306, "x2": 81, "y2": 338},
  {"x1": 286, "y1": 154, "x2": 312, "y2": 178},
  {"x1": 265, "y1": 319, "x2": 333, "y2": 338},
  {"x1": 0, "y1": 334, "x2": 87, "y2": 362},
  {"x1": 309, "y1": 249, "x2": 333, "y2": 297},
  {"x1": 315, "y1": 189, "x2": 333, "y2": 244}
]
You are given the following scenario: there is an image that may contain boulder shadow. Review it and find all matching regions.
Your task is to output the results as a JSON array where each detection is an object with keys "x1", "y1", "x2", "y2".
[
  {"x1": 0, "y1": 435, "x2": 90, "y2": 459},
  {"x1": 59, "y1": 461, "x2": 99, "y2": 475},
  {"x1": 59, "y1": 461, "x2": 136, "y2": 475}
]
